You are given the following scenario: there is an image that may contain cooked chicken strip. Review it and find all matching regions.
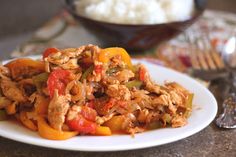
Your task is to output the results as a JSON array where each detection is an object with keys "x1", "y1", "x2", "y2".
[
  {"x1": 0, "y1": 78, "x2": 27, "y2": 102},
  {"x1": 48, "y1": 90, "x2": 71, "y2": 131},
  {"x1": 115, "y1": 69, "x2": 134, "y2": 83},
  {"x1": 106, "y1": 84, "x2": 131, "y2": 100}
]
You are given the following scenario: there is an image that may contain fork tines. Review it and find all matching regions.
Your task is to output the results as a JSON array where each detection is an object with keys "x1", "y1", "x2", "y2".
[
  {"x1": 190, "y1": 49, "x2": 225, "y2": 71},
  {"x1": 187, "y1": 32, "x2": 225, "y2": 71}
]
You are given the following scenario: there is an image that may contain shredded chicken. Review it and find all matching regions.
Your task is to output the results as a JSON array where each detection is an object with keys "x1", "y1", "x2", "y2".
[
  {"x1": 96, "y1": 113, "x2": 116, "y2": 125},
  {"x1": 45, "y1": 44, "x2": 101, "y2": 72},
  {"x1": 0, "y1": 78, "x2": 27, "y2": 102},
  {"x1": 48, "y1": 90, "x2": 71, "y2": 130},
  {"x1": 67, "y1": 105, "x2": 82, "y2": 121},
  {"x1": 171, "y1": 115, "x2": 187, "y2": 128},
  {"x1": 0, "y1": 65, "x2": 10, "y2": 77},
  {"x1": 139, "y1": 64, "x2": 161, "y2": 95},
  {"x1": 106, "y1": 84, "x2": 131, "y2": 100},
  {"x1": 115, "y1": 69, "x2": 134, "y2": 83}
]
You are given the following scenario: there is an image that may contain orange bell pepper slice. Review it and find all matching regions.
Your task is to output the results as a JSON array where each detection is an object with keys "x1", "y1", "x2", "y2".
[
  {"x1": 98, "y1": 47, "x2": 133, "y2": 69},
  {"x1": 37, "y1": 116, "x2": 78, "y2": 140},
  {"x1": 104, "y1": 115, "x2": 125, "y2": 133},
  {"x1": 5, "y1": 102, "x2": 17, "y2": 115},
  {"x1": 95, "y1": 126, "x2": 112, "y2": 136},
  {"x1": 20, "y1": 111, "x2": 37, "y2": 131},
  {"x1": 5, "y1": 58, "x2": 45, "y2": 79},
  {"x1": 35, "y1": 96, "x2": 50, "y2": 116}
]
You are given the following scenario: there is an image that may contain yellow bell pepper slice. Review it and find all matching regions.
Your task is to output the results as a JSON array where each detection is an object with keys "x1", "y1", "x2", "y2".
[
  {"x1": 104, "y1": 115, "x2": 125, "y2": 133},
  {"x1": 37, "y1": 116, "x2": 78, "y2": 140},
  {"x1": 98, "y1": 47, "x2": 133, "y2": 69},
  {"x1": 20, "y1": 111, "x2": 37, "y2": 131},
  {"x1": 95, "y1": 126, "x2": 112, "y2": 136}
]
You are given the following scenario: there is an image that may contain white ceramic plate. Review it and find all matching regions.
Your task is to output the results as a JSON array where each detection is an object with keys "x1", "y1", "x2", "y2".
[{"x1": 0, "y1": 56, "x2": 217, "y2": 152}]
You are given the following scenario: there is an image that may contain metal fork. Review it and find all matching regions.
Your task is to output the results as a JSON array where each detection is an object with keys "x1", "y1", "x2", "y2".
[
  {"x1": 215, "y1": 93, "x2": 236, "y2": 128},
  {"x1": 187, "y1": 33, "x2": 228, "y2": 80},
  {"x1": 186, "y1": 32, "x2": 236, "y2": 128},
  {"x1": 215, "y1": 35, "x2": 236, "y2": 128}
]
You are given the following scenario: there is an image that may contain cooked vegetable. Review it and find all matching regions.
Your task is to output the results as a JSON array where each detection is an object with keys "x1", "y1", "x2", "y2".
[
  {"x1": 34, "y1": 95, "x2": 50, "y2": 116},
  {"x1": 125, "y1": 80, "x2": 143, "y2": 89},
  {"x1": 33, "y1": 73, "x2": 49, "y2": 93},
  {"x1": 37, "y1": 116, "x2": 78, "y2": 140},
  {"x1": 139, "y1": 66, "x2": 147, "y2": 81},
  {"x1": 0, "y1": 110, "x2": 7, "y2": 121},
  {"x1": 147, "y1": 121, "x2": 162, "y2": 130},
  {"x1": 0, "y1": 97, "x2": 12, "y2": 109},
  {"x1": 162, "y1": 113, "x2": 172, "y2": 124},
  {"x1": 99, "y1": 47, "x2": 132, "y2": 69},
  {"x1": 5, "y1": 102, "x2": 16, "y2": 115},
  {"x1": 104, "y1": 116, "x2": 125, "y2": 133},
  {"x1": 81, "y1": 106, "x2": 97, "y2": 121},
  {"x1": 5, "y1": 58, "x2": 45, "y2": 80},
  {"x1": 20, "y1": 111, "x2": 37, "y2": 131},
  {"x1": 80, "y1": 65, "x2": 94, "y2": 81},
  {"x1": 42, "y1": 47, "x2": 58, "y2": 59},
  {"x1": 67, "y1": 114, "x2": 97, "y2": 134},
  {"x1": 184, "y1": 93, "x2": 194, "y2": 118},
  {"x1": 106, "y1": 67, "x2": 122, "y2": 75},
  {"x1": 95, "y1": 126, "x2": 112, "y2": 136},
  {"x1": 47, "y1": 69, "x2": 72, "y2": 98}
]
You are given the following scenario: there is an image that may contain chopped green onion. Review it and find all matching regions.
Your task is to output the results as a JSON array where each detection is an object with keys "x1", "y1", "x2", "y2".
[
  {"x1": 106, "y1": 67, "x2": 123, "y2": 75},
  {"x1": 33, "y1": 73, "x2": 49, "y2": 83},
  {"x1": 147, "y1": 121, "x2": 162, "y2": 130},
  {"x1": 32, "y1": 73, "x2": 49, "y2": 93},
  {"x1": 125, "y1": 80, "x2": 143, "y2": 89},
  {"x1": 184, "y1": 93, "x2": 194, "y2": 118},
  {"x1": 162, "y1": 113, "x2": 172, "y2": 124},
  {"x1": 0, "y1": 110, "x2": 7, "y2": 121},
  {"x1": 0, "y1": 97, "x2": 11, "y2": 108},
  {"x1": 80, "y1": 65, "x2": 94, "y2": 81}
]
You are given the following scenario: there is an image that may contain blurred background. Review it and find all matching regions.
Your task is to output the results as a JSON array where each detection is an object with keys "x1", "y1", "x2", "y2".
[{"x1": 0, "y1": 0, "x2": 236, "y2": 58}]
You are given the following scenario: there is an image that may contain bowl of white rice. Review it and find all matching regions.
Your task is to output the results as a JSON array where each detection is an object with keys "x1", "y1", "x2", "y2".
[{"x1": 66, "y1": 0, "x2": 206, "y2": 52}]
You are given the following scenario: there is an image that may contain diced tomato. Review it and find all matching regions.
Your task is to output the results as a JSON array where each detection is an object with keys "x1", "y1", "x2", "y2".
[
  {"x1": 86, "y1": 100, "x2": 95, "y2": 109},
  {"x1": 67, "y1": 115, "x2": 97, "y2": 134},
  {"x1": 47, "y1": 69, "x2": 72, "y2": 98},
  {"x1": 103, "y1": 98, "x2": 116, "y2": 112},
  {"x1": 81, "y1": 106, "x2": 97, "y2": 121},
  {"x1": 117, "y1": 100, "x2": 127, "y2": 108},
  {"x1": 43, "y1": 47, "x2": 58, "y2": 59},
  {"x1": 94, "y1": 98, "x2": 119, "y2": 115},
  {"x1": 94, "y1": 65, "x2": 103, "y2": 74},
  {"x1": 139, "y1": 67, "x2": 146, "y2": 81}
]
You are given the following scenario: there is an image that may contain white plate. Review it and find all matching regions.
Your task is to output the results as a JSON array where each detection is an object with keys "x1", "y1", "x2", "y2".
[{"x1": 0, "y1": 56, "x2": 217, "y2": 152}]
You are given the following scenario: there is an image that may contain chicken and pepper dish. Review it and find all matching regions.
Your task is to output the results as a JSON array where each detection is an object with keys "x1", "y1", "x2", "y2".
[{"x1": 0, "y1": 45, "x2": 193, "y2": 140}]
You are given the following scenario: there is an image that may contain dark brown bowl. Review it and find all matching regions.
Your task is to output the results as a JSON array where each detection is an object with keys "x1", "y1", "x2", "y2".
[{"x1": 65, "y1": 0, "x2": 206, "y2": 52}]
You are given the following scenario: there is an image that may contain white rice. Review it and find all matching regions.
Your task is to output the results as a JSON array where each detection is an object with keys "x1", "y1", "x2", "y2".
[{"x1": 75, "y1": 0, "x2": 194, "y2": 25}]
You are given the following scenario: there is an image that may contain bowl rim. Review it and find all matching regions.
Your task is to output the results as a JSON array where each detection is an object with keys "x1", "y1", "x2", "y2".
[{"x1": 65, "y1": 0, "x2": 206, "y2": 27}]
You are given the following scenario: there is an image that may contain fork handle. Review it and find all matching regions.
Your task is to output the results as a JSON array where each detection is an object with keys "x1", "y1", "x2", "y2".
[{"x1": 231, "y1": 70, "x2": 236, "y2": 92}]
